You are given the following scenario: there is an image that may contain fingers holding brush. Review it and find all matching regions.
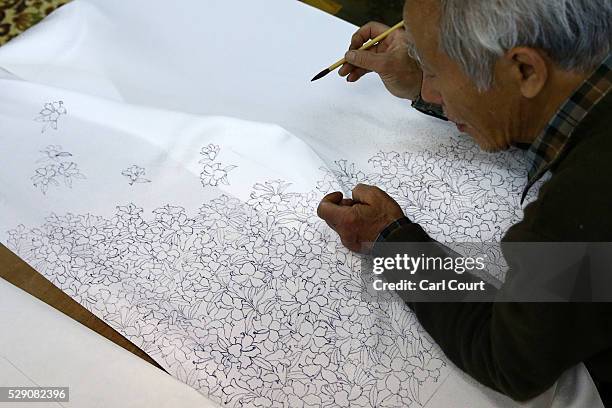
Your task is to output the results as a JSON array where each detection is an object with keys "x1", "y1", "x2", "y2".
[
  {"x1": 311, "y1": 20, "x2": 406, "y2": 83},
  {"x1": 338, "y1": 21, "x2": 403, "y2": 81}
]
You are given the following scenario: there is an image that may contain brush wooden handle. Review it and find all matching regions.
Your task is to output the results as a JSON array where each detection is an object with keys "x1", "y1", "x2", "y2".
[{"x1": 327, "y1": 20, "x2": 405, "y2": 71}]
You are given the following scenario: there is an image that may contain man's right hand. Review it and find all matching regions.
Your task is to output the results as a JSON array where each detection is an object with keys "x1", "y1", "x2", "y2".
[{"x1": 339, "y1": 21, "x2": 423, "y2": 100}]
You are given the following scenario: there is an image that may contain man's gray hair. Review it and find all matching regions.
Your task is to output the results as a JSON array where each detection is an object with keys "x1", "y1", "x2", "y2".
[{"x1": 436, "y1": 0, "x2": 612, "y2": 90}]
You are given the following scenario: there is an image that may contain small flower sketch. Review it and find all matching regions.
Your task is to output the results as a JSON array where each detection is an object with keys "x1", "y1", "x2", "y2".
[
  {"x1": 34, "y1": 101, "x2": 67, "y2": 133},
  {"x1": 199, "y1": 144, "x2": 237, "y2": 187},
  {"x1": 32, "y1": 145, "x2": 86, "y2": 194},
  {"x1": 122, "y1": 165, "x2": 151, "y2": 186}
]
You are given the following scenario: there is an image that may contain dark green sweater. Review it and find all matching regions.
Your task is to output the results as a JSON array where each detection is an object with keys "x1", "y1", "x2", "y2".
[{"x1": 378, "y1": 91, "x2": 612, "y2": 403}]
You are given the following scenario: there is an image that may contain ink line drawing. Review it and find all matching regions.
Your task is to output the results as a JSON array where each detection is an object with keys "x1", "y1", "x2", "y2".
[
  {"x1": 8, "y1": 139, "x2": 536, "y2": 407},
  {"x1": 199, "y1": 144, "x2": 237, "y2": 187},
  {"x1": 34, "y1": 101, "x2": 67, "y2": 133},
  {"x1": 122, "y1": 165, "x2": 151, "y2": 186},
  {"x1": 31, "y1": 145, "x2": 86, "y2": 195}
]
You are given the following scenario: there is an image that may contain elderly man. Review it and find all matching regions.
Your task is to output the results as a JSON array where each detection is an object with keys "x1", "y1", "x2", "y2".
[{"x1": 317, "y1": 0, "x2": 612, "y2": 404}]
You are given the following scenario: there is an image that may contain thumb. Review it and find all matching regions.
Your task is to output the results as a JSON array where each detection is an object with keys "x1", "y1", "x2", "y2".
[
  {"x1": 321, "y1": 191, "x2": 344, "y2": 205},
  {"x1": 317, "y1": 191, "x2": 344, "y2": 221},
  {"x1": 345, "y1": 50, "x2": 386, "y2": 73}
]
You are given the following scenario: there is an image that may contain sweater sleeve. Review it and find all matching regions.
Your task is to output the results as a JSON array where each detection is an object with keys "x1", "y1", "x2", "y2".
[{"x1": 373, "y1": 167, "x2": 612, "y2": 400}]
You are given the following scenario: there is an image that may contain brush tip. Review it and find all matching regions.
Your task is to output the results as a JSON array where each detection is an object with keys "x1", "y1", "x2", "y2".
[{"x1": 311, "y1": 69, "x2": 330, "y2": 82}]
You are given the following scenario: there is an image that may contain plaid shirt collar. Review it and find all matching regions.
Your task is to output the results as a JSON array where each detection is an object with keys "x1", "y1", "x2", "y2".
[{"x1": 522, "y1": 54, "x2": 612, "y2": 203}]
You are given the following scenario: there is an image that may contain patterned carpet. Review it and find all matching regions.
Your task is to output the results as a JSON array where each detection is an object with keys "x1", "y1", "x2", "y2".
[{"x1": 0, "y1": 0, "x2": 69, "y2": 45}]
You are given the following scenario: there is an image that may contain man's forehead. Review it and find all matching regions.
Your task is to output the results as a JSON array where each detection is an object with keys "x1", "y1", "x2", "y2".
[
  {"x1": 403, "y1": 0, "x2": 440, "y2": 21},
  {"x1": 403, "y1": 0, "x2": 441, "y2": 54}
]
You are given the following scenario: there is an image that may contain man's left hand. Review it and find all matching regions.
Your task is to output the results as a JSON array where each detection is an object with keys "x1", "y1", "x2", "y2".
[{"x1": 317, "y1": 184, "x2": 406, "y2": 253}]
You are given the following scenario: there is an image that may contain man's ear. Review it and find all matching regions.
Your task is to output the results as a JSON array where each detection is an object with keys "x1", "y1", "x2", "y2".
[{"x1": 506, "y1": 47, "x2": 549, "y2": 98}]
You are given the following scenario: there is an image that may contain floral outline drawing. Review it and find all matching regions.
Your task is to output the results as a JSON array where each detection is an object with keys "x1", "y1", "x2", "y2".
[
  {"x1": 199, "y1": 144, "x2": 237, "y2": 187},
  {"x1": 34, "y1": 101, "x2": 67, "y2": 133},
  {"x1": 7, "y1": 187, "x2": 446, "y2": 407},
  {"x1": 31, "y1": 145, "x2": 86, "y2": 195},
  {"x1": 122, "y1": 165, "x2": 151, "y2": 186}
]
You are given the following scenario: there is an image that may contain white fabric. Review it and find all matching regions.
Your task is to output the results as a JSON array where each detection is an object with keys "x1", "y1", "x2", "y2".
[
  {"x1": 0, "y1": 0, "x2": 603, "y2": 407},
  {"x1": 0, "y1": 279, "x2": 221, "y2": 408}
]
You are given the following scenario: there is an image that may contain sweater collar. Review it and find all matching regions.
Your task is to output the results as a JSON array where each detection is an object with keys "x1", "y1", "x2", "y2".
[{"x1": 522, "y1": 54, "x2": 612, "y2": 203}]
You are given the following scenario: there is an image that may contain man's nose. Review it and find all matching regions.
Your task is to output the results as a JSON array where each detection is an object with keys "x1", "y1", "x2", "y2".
[{"x1": 420, "y1": 76, "x2": 443, "y2": 105}]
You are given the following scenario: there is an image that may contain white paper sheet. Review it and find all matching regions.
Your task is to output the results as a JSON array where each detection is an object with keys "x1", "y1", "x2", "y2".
[
  {"x1": 0, "y1": 0, "x2": 602, "y2": 407},
  {"x1": 0, "y1": 279, "x2": 222, "y2": 408}
]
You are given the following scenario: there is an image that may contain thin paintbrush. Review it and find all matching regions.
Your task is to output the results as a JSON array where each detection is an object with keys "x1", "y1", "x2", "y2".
[{"x1": 311, "y1": 20, "x2": 405, "y2": 82}]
